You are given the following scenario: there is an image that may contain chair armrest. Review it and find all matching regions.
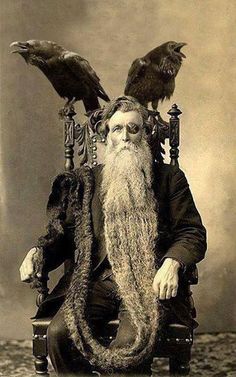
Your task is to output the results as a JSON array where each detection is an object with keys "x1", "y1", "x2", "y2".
[{"x1": 32, "y1": 317, "x2": 52, "y2": 335}]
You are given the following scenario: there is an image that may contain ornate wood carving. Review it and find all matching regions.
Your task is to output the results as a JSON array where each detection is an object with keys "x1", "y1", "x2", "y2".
[
  {"x1": 146, "y1": 110, "x2": 169, "y2": 164},
  {"x1": 167, "y1": 104, "x2": 182, "y2": 166},
  {"x1": 63, "y1": 106, "x2": 76, "y2": 171},
  {"x1": 35, "y1": 275, "x2": 49, "y2": 307},
  {"x1": 74, "y1": 121, "x2": 91, "y2": 166},
  {"x1": 74, "y1": 109, "x2": 106, "y2": 166},
  {"x1": 60, "y1": 105, "x2": 182, "y2": 167}
]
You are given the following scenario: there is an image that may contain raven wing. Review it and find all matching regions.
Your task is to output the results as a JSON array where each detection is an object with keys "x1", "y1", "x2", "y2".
[
  {"x1": 63, "y1": 52, "x2": 110, "y2": 102},
  {"x1": 124, "y1": 58, "x2": 149, "y2": 95}
]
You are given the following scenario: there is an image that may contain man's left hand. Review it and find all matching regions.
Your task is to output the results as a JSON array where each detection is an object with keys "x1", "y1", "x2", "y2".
[{"x1": 152, "y1": 258, "x2": 180, "y2": 300}]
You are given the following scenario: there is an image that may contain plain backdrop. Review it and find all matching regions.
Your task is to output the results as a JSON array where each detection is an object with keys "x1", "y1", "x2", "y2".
[{"x1": 0, "y1": 0, "x2": 236, "y2": 339}]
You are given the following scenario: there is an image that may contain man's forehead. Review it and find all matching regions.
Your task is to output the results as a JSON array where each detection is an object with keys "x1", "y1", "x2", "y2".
[{"x1": 108, "y1": 110, "x2": 143, "y2": 127}]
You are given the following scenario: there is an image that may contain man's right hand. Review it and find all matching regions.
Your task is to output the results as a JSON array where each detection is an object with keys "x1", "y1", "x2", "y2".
[{"x1": 19, "y1": 247, "x2": 43, "y2": 283}]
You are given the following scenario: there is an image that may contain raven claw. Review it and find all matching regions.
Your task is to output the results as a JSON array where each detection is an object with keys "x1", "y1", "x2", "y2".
[{"x1": 59, "y1": 103, "x2": 76, "y2": 120}]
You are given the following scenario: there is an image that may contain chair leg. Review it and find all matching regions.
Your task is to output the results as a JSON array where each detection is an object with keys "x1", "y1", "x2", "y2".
[
  {"x1": 34, "y1": 355, "x2": 49, "y2": 375},
  {"x1": 169, "y1": 348, "x2": 191, "y2": 375},
  {"x1": 33, "y1": 332, "x2": 49, "y2": 375}
]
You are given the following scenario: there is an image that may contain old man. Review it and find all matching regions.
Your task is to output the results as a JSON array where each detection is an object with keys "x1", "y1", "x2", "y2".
[{"x1": 20, "y1": 96, "x2": 207, "y2": 375}]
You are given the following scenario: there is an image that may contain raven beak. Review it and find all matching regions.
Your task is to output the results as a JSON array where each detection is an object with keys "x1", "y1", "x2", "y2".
[
  {"x1": 10, "y1": 41, "x2": 29, "y2": 54},
  {"x1": 174, "y1": 42, "x2": 187, "y2": 58}
]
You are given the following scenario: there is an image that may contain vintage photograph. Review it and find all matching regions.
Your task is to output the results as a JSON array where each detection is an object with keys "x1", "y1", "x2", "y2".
[{"x1": 0, "y1": 1, "x2": 235, "y2": 376}]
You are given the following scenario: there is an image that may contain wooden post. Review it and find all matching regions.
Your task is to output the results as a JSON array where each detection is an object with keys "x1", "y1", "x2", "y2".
[
  {"x1": 167, "y1": 104, "x2": 182, "y2": 166},
  {"x1": 36, "y1": 276, "x2": 49, "y2": 307},
  {"x1": 64, "y1": 106, "x2": 76, "y2": 171}
]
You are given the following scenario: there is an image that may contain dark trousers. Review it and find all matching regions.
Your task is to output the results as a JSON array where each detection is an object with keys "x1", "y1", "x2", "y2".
[
  {"x1": 47, "y1": 272, "x2": 142, "y2": 376},
  {"x1": 47, "y1": 271, "x2": 194, "y2": 376}
]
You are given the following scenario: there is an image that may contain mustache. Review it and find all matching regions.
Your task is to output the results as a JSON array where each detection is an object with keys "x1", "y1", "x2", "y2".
[{"x1": 113, "y1": 142, "x2": 139, "y2": 154}]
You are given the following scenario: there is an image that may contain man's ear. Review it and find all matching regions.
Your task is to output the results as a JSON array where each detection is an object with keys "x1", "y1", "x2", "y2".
[
  {"x1": 104, "y1": 121, "x2": 110, "y2": 137},
  {"x1": 104, "y1": 121, "x2": 111, "y2": 145}
]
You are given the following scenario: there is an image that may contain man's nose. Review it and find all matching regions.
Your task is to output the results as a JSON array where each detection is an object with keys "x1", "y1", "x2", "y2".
[{"x1": 122, "y1": 127, "x2": 130, "y2": 142}]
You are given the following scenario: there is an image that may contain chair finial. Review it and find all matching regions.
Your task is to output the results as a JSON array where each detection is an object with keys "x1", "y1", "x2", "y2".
[{"x1": 167, "y1": 103, "x2": 182, "y2": 117}]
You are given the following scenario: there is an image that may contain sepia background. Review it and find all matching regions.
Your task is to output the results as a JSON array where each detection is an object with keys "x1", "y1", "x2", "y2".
[{"x1": 0, "y1": 0, "x2": 235, "y2": 339}]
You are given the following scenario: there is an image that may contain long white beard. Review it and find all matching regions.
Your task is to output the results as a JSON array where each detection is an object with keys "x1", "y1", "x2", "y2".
[
  {"x1": 62, "y1": 138, "x2": 161, "y2": 371},
  {"x1": 101, "y1": 138, "x2": 159, "y2": 347}
]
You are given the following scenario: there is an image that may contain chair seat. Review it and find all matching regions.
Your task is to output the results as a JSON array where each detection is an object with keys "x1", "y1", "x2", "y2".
[
  {"x1": 102, "y1": 319, "x2": 193, "y2": 346},
  {"x1": 32, "y1": 317, "x2": 192, "y2": 343},
  {"x1": 32, "y1": 317, "x2": 193, "y2": 376}
]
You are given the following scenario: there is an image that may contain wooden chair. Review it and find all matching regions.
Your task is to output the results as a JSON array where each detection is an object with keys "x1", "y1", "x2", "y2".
[{"x1": 32, "y1": 104, "x2": 198, "y2": 376}]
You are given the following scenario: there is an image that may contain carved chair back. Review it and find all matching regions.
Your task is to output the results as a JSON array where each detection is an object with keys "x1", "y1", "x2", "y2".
[{"x1": 63, "y1": 104, "x2": 182, "y2": 170}]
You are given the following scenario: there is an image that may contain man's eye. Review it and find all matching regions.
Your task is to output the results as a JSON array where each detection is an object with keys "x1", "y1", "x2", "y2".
[{"x1": 113, "y1": 126, "x2": 122, "y2": 132}]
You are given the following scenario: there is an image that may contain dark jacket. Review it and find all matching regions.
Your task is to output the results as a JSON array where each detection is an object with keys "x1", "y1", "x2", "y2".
[{"x1": 35, "y1": 162, "x2": 207, "y2": 321}]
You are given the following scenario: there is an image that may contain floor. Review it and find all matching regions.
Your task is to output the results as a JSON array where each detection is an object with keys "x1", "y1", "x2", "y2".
[{"x1": 0, "y1": 333, "x2": 235, "y2": 377}]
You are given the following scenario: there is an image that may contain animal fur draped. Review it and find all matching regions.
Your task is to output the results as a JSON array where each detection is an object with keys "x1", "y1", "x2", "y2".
[{"x1": 38, "y1": 166, "x2": 161, "y2": 372}]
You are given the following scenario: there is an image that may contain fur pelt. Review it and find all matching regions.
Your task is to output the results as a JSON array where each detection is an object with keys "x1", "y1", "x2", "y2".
[
  {"x1": 37, "y1": 171, "x2": 76, "y2": 250},
  {"x1": 37, "y1": 166, "x2": 161, "y2": 372}
]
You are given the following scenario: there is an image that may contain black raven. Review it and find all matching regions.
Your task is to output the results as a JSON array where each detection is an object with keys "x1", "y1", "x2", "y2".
[
  {"x1": 10, "y1": 40, "x2": 110, "y2": 113},
  {"x1": 124, "y1": 41, "x2": 186, "y2": 110}
]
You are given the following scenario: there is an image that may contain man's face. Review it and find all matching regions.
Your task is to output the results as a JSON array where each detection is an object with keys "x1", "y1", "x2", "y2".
[{"x1": 106, "y1": 110, "x2": 143, "y2": 148}]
